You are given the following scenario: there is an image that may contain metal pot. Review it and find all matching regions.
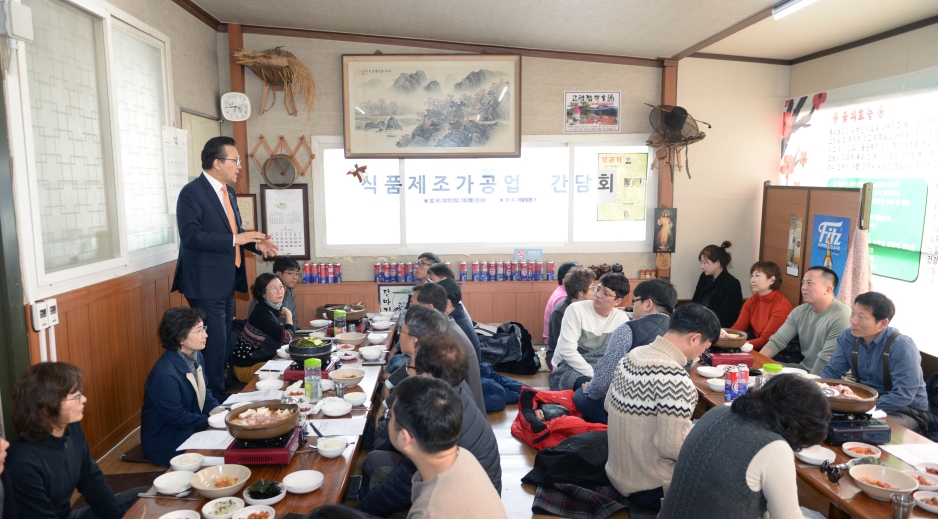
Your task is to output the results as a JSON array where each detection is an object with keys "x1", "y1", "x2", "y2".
[
  {"x1": 815, "y1": 379, "x2": 878, "y2": 414},
  {"x1": 288, "y1": 338, "x2": 334, "y2": 364},
  {"x1": 324, "y1": 305, "x2": 366, "y2": 322},
  {"x1": 710, "y1": 328, "x2": 747, "y2": 351},
  {"x1": 226, "y1": 400, "x2": 299, "y2": 440}
]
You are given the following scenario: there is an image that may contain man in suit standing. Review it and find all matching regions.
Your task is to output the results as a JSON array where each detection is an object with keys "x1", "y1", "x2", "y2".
[{"x1": 172, "y1": 136, "x2": 279, "y2": 398}]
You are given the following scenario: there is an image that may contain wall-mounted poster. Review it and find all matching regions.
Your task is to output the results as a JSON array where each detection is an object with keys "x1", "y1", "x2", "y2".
[
  {"x1": 564, "y1": 91, "x2": 620, "y2": 132},
  {"x1": 654, "y1": 208, "x2": 676, "y2": 252},
  {"x1": 809, "y1": 213, "x2": 850, "y2": 295},
  {"x1": 260, "y1": 185, "x2": 310, "y2": 259},
  {"x1": 342, "y1": 54, "x2": 521, "y2": 158},
  {"x1": 597, "y1": 152, "x2": 647, "y2": 221},
  {"x1": 379, "y1": 284, "x2": 415, "y2": 313},
  {"x1": 162, "y1": 126, "x2": 188, "y2": 214},
  {"x1": 787, "y1": 215, "x2": 804, "y2": 276}
]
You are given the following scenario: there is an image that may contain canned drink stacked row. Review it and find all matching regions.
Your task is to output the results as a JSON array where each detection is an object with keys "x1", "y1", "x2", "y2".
[
  {"x1": 374, "y1": 261, "x2": 418, "y2": 282},
  {"x1": 371, "y1": 259, "x2": 556, "y2": 282},
  {"x1": 723, "y1": 364, "x2": 750, "y2": 401}
]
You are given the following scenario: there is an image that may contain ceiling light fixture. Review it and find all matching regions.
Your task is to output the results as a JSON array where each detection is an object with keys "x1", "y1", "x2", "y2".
[{"x1": 772, "y1": 0, "x2": 818, "y2": 20}]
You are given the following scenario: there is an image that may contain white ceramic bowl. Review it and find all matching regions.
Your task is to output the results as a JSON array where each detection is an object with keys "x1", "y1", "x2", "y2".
[
  {"x1": 360, "y1": 347, "x2": 382, "y2": 361},
  {"x1": 255, "y1": 379, "x2": 283, "y2": 391},
  {"x1": 915, "y1": 462, "x2": 938, "y2": 476},
  {"x1": 232, "y1": 505, "x2": 275, "y2": 519},
  {"x1": 171, "y1": 453, "x2": 205, "y2": 472},
  {"x1": 321, "y1": 380, "x2": 334, "y2": 392},
  {"x1": 283, "y1": 470, "x2": 324, "y2": 494},
  {"x1": 843, "y1": 442, "x2": 882, "y2": 459},
  {"x1": 335, "y1": 332, "x2": 366, "y2": 346},
  {"x1": 338, "y1": 351, "x2": 359, "y2": 361},
  {"x1": 257, "y1": 372, "x2": 281, "y2": 381},
  {"x1": 849, "y1": 465, "x2": 918, "y2": 501},
  {"x1": 208, "y1": 413, "x2": 227, "y2": 429},
  {"x1": 795, "y1": 445, "x2": 836, "y2": 466},
  {"x1": 367, "y1": 333, "x2": 387, "y2": 343},
  {"x1": 202, "y1": 497, "x2": 244, "y2": 519},
  {"x1": 190, "y1": 465, "x2": 252, "y2": 499},
  {"x1": 154, "y1": 471, "x2": 194, "y2": 494},
  {"x1": 344, "y1": 392, "x2": 367, "y2": 406},
  {"x1": 706, "y1": 378, "x2": 724, "y2": 392},
  {"x1": 159, "y1": 511, "x2": 200, "y2": 519},
  {"x1": 337, "y1": 344, "x2": 356, "y2": 352},
  {"x1": 371, "y1": 320, "x2": 393, "y2": 330},
  {"x1": 696, "y1": 366, "x2": 724, "y2": 378},
  {"x1": 312, "y1": 331, "x2": 329, "y2": 339},
  {"x1": 329, "y1": 368, "x2": 365, "y2": 387},
  {"x1": 322, "y1": 400, "x2": 353, "y2": 417},
  {"x1": 317, "y1": 437, "x2": 348, "y2": 458},
  {"x1": 914, "y1": 491, "x2": 938, "y2": 514},
  {"x1": 276, "y1": 347, "x2": 290, "y2": 359},
  {"x1": 903, "y1": 470, "x2": 938, "y2": 492},
  {"x1": 243, "y1": 482, "x2": 286, "y2": 506},
  {"x1": 310, "y1": 319, "x2": 331, "y2": 328}
]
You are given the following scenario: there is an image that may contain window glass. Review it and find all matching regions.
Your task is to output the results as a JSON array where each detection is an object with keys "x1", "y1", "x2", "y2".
[{"x1": 323, "y1": 148, "x2": 401, "y2": 245}]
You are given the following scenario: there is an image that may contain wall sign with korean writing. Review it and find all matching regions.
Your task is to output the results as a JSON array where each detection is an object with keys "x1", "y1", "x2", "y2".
[
  {"x1": 378, "y1": 284, "x2": 414, "y2": 313},
  {"x1": 162, "y1": 126, "x2": 188, "y2": 214},
  {"x1": 565, "y1": 91, "x2": 620, "y2": 133},
  {"x1": 596, "y1": 153, "x2": 647, "y2": 221}
]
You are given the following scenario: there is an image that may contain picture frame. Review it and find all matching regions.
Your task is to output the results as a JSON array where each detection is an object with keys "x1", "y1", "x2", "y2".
[
  {"x1": 260, "y1": 185, "x2": 310, "y2": 260},
  {"x1": 342, "y1": 54, "x2": 522, "y2": 159},
  {"x1": 653, "y1": 207, "x2": 676, "y2": 253},
  {"x1": 564, "y1": 91, "x2": 621, "y2": 133},
  {"x1": 236, "y1": 194, "x2": 257, "y2": 232}
]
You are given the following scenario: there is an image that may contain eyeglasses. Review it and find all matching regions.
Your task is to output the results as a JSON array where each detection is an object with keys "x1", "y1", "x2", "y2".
[
  {"x1": 632, "y1": 297, "x2": 646, "y2": 304},
  {"x1": 281, "y1": 270, "x2": 301, "y2": 276},
  {"x1": 219, "y1": 157, "x2": 242, "y2": 166},
  {"x1": 62, "y1": 392, "x2": 84, "y2": 402},
  {"x1": 189, "y1": 326, "x2": 208, "y2": 335},
  {"x1": 416, "y1": 261, "x2": 433, "y2": 267},
  {"x1": 404, "y1": 365, "x2": 415, "y2": 371},
  {"x1": 267, "y1": 285, "x2": 286, "y2": 293},
  {"x1": 400, "y1": 329, "x2": 414, "y2": 337}
]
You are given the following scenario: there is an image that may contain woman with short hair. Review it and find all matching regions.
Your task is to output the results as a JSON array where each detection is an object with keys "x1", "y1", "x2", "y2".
[
  {"x1": 731, "y1": 261, "x2": 794, "y2": 349},
  {"x1": 691, "y1": 241, "x2": 743, "y2": 327},
  {"x1": 232, "y1": 272, "x2": 296, "y2": 382},
  {"x1": 5, "y1": 362, "x2": 148, "y2": 518},
  {"x1": 659, "y1": 374, "x2": 829, "y2": 519},
  {"x1": 141, "y1": 306, "x2": 225, "y2": 467}
]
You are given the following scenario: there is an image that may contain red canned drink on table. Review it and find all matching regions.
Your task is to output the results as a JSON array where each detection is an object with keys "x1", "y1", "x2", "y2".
[
  {"x1": 547, "y1": 260, "x2": 555, "y2": 281},
  {"x1": 737, "y1": 364, "x2": 749, "y2": 395},
  {"x1": 309, "y1": 263, "x2": 319, "y2": 284},
  {"x1": 496, "y1": 260, "x2": 504, "y2": 281},
  {"x1": 374, "y1": 262, "x2": 383, "y2": 282},
  {"x1": 724, "y1": 366, "x2": 741, "y2": 401},
  {"x1": 488, "y1": 261, "x2": 497, "y2": 281},
  {"x1": 334, "y1": 263, "x2": 342, "y2": 283},
  {"x1": 536, "y1": 260, "x2": 544, "y2": 281},
  {"x1": 472, "y1": 261, "x2": 480, "y2": 281},
  {"x1": 318, "y1": 263, "x2": 326, "y2": 283},
  {"x1": 389, "y1": 262, "x2": 398, "y2": 282},
  {"x1": 459, "y1": 261, "x2": 468, "y2": 281},
  {"x1": 324, "y1": 263, "x2": 333, "y2": 283},
  {"x1": 382, "y1": 262, "x2": 391, "y2": 282}
]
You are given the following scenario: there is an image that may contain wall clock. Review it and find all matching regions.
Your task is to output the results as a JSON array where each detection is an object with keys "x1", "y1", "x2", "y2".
[{"x1": 221, "y1": 92, "x2": 251, "y2": 121}]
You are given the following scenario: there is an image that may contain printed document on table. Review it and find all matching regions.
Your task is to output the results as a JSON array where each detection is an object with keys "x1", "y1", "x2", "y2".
[
  {"x1": 254, "y1": 359, "x2": 294, "y2": 373},
  {"x1": 307, "y1": 416, "x2": 367, "y2": 438},
  {"x1": 881, "y1": 444, "x2": 938, "y2": 467},
  {"x1": 223, "y1": 389, "x2": 283, "y2": 405},
  {"x1": 177, "y1": 430, "x2": 235, "y2": 451}
]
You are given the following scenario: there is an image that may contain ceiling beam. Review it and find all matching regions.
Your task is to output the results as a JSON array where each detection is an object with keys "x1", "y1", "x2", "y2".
[
  {"x1": 169, "y1": 0, "x2": 222, "y2": 30},
  {"x1": 791, "y1": 13, "x2": 938, "y2": 65},
  {"x1": 690, "y1": 52, "x2": 791, "y2": 66},
  {"x1": 671, "y1": 2, "x2": 783, "y2": 59},
  {"x1": 230, "y1": 25, "x2": 663, "y2": 67}
]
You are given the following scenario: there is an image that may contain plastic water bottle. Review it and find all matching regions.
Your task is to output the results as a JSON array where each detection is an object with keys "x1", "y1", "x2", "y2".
[{"x1": 304, "y1": 358, "x2": 322, "y2": 403}]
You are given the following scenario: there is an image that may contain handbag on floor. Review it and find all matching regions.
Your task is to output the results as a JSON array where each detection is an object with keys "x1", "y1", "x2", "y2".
[{"x1": 511, "y1": 386, "x2": 607, "y2": 450}]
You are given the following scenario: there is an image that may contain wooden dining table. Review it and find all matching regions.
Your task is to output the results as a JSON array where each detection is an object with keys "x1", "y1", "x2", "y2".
[
  {"x1": 123, "y1": 322, "x2": 396, "y2": 519},
  {"x1": 689, "y1": 350, "x2": 938, "y2": 519}
]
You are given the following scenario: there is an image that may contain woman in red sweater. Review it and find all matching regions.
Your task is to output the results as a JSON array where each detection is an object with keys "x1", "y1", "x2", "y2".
[{"x1": 731, "y1": 261, "x2": 793, "y2": 349}]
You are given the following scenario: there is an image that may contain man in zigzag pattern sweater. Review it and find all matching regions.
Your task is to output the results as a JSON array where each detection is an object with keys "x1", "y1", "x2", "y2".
[{"x1": 605, "y1": 303, "x2": 721, "y2": 513}]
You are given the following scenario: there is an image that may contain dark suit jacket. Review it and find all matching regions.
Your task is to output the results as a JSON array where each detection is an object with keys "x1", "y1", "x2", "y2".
[{"x1": 172, "y1": 174, "x2": 259, "y2": 299}]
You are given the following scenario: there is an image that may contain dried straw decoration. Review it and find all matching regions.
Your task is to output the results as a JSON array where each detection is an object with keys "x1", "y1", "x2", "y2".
[{"x1": 233, "y1": 46, "x2": 315, "y2": 120}]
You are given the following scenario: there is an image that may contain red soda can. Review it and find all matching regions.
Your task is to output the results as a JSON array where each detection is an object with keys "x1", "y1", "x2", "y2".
[
  {"x1": 403, "y1": 262, "x2": 412, "y2": 282},
  {"x1": 399, "y1": 262, "x2": 406, "y2": 282},
  {"x1": 389, "y1": 262, "x2": 398, "y2": 282},
  {"x1": 472, "y1": 261, "x2": 480, "y2": 281},
  {"x1": 374, "y1": 262, "x2": 383, "y2": 283},
  {"x1": 737, "y1": 364, "x2": 749, "y2": 395},
  {"x1": 488, "y1": 260, "x2": 497, "y2": 282},
  {"x1": 479, "y1": 260, "x2": 489, "y2": 282},
  {"x1": 496, "y1": 260, "x2": 505, "y2": 281},
  {"x1": 382, "y1": 262, "x2": 390, "y2": 281},
  {"x1": 547, "y1": 260, "x2": 555, "y2": 281},
  {"x1": 318, "y1": 263, "x2": 326, "y2": 283},
  {"x1": 536, "y1": 260, "x2": 544, "y2": 281},
  {"x1": 325, "y1": 263, "x2": 334, "y2": 284},
  {"x1": 334, "y1": 263, "x2": 342, "y2": 283},
  {"x1": 506, "y1": 261, "x2": 515, "y2": 281},
  {"x1": 459, "y1": 261, "x2": 468, "y2": 282},
  {"x1": 724, "y1": 366, "x2": 741, "y2": 401},
  {"x1": 520, "y1": 261, "x2": 529, "y2": 280}
]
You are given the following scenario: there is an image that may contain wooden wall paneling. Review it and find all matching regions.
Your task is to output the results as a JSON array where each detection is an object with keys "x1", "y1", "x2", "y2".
[
  {"x1": 89, "y1": 297, "x2": 122, "y2": 443},
  {"x1": 66, "y1": 305, "x2": 99, "y2": 447},
  {"x1": 807, "y1": 189, "x2": 862, "y2": 226},
  {"x1": 761, "y1": 187, "x2": 809, "y2": 308}
]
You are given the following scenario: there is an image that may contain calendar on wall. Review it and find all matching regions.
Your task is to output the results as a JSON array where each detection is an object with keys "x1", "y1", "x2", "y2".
[{"x1": 260, "y1": 184, "x2": 310, "y2": 259}]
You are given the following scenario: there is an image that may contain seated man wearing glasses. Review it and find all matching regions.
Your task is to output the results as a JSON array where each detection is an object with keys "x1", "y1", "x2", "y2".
[
  {"x1": 573, "y1": 279, "x2": 677, "y2": 424},
  {"x1": 549, "y1": 273, "x2": 630, "y2": 391}
]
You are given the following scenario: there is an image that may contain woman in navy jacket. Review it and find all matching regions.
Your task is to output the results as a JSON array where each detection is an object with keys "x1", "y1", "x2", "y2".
[{"x1": 141, "y1": 307, "x2": 224, "y2": 467}]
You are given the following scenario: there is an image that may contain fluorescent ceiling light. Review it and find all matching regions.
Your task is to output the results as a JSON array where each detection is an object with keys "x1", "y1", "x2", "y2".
[{"x1": 772, "y1": 0, "x2": 818, "y2": 20}]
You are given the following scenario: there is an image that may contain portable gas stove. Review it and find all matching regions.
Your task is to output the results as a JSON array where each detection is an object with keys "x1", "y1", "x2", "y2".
[
  {"x1": 701, "y1": 350, "x2": 754, "y2": 367},
  {"x1": 826, "y1": 411, "x2": 892, "y2": 445},
  {"x1": 283, "y1": 357, "x2": 340, "y2": 382},
  {"x1": 223, "y1": 426, "x2": 306, "y2": 465}
]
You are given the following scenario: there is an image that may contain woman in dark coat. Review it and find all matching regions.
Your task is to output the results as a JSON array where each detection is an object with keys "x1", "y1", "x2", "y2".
[
  {"x1": 692, "y1": 240, "x2": 743, "y2": 328},
  {"x1": 141, "y1": 306, "x2": 224, "y2": 467},
  {"x1": 232, "y1": 272, "x2": 296, "y2": 382}
]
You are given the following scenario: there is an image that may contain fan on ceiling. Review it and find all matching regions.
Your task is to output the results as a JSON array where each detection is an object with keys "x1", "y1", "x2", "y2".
[{"x1": 646, "y1": 104, "x2": 710, "y2": 179}]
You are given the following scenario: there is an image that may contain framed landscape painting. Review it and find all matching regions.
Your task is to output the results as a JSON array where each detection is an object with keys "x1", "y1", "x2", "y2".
[{"x1": 342, "y1": 54, "x2": 521, "y2": 159}]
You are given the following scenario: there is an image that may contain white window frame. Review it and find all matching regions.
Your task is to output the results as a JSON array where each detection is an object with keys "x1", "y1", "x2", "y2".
[
  {"x1": 6, "y1": 0, "x2": 178, "y2": 302},
  {"x1": 311, "y1": 134, "x2": 657, "y2": 257}
]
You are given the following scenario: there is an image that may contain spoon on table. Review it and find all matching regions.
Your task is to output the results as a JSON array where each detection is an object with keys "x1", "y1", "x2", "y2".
[{"x1": 137, "y1": 490, "x2": 196, "y2": 500}]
